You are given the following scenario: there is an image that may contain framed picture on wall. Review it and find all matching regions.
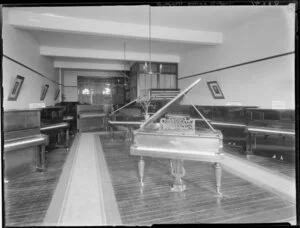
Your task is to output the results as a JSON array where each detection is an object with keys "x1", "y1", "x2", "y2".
[
  {"x1": 8, "y1": 75, "x2": 25, "y2": 101},
  {"x1": 207, "y1": 81, "x2": 225, "y2": 99},
  {"x1": 40, "y1": 84, "x2": 49, "y2": 101},
  {"x1": 54, "y1": 88, "x2": 60, "y2": 101}
]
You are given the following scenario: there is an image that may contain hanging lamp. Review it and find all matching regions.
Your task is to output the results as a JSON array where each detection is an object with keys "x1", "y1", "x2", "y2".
[
  {"x1": 143, "y1": 5, "x2": 153, "y2": 75},
  {"x1": 123, "y1": 41, "x2": 128, "y2": 88},
  {"x1": 148, "y1": 5, "x2": 152, "y2": 75}
]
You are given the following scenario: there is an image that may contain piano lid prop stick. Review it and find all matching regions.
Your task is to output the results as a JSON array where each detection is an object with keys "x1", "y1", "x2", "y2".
[
  {"x1": 110, "y1": 98, "x2": 138, "y2": 116},
  {"x1": 183, "y1": 93, "x2": 216, "y2": 132},
  {"x1": 140, "y1": 78, "x2": 202, "y2": 130}
]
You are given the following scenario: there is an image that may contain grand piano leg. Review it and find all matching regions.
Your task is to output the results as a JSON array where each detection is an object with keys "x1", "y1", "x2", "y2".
[
  {"x1": 128, "y1": 127, "x2": 134, "y2": 142},
  {"x1": 246, "y1": 132, "x2": 253, "y2": 155},
  {"x1": 170, "y1": 159, "x2": 186, "y2": 192},
  {"x1": 65, "y1": 129, "x2": 69, "y2": 151},
  {"x1": 36, "y1": 144, "x2": 46, "y2": 172},
  {"x1": 138, "y1": 156, "x2": 145, "y2": 186},
  {"x1": 110, "y1": 126, "x2": 114, "y2": 142},
  {"x1": 57, "y1": 131, "x2": 61, "y2": 144},
  {"x1": 214, "y1": 162, "x2": 222, "y2": 197}
]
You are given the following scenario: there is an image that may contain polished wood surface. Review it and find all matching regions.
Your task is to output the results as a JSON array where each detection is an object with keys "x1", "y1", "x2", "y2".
[
  {"x1": 99, "y1": 134, "x2": 296, "y2": 225},
  {"x1": 4, "y1": 139, "x2": 73, "y2": 226},
  {"x1": 223, "y1": 145, "x2": 295, "y2": 179}
]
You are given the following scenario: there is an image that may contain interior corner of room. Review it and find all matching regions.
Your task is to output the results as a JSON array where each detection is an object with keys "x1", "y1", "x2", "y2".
[{"x1": 2, "y1": 3, "x2": 297, "y2": 226}]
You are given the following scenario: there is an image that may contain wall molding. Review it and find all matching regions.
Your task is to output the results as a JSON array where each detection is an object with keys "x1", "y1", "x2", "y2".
[
  {"x1": 3, "y1": 54, "x2": 61, "y2": 85},
  {"x1": 178, "y1": 51, "x2": 295, "y2": 80}
]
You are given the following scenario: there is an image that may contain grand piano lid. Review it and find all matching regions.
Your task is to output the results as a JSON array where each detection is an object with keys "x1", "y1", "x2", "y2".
[{"x1": 140, "y1": 78, "x2": 202, "y2": 130}]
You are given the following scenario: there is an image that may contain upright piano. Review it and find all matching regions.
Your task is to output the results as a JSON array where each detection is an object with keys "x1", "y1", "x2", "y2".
[
  {"x1": 130, "y1": 79, "x2": 224, "y2": 195},
  {"x1": 245, "y1": 108, "x2": 295, "y2": 161},
  {"x1": 40, "y1": 106, "x2": 69, "y2": 149},
  {"x1": 56, "y1": 102, "x2": 79, "y2": 135},
  {"x1": 3, "y1": 109, "x2": 49, "y2": 180},
  {"x1": 77, "y1": 104, "x2": 109, "y2": 132}
]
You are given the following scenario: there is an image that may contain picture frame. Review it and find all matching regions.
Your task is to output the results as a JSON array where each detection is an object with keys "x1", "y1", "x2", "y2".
[
  {"x1": 40, "y1": 84, "x2": 49, "y2": 101},
  {"x1": 8, "y1": 75, "x2": 25, "y2": 101},
  {"x1": 207, "y1": 81, "x2": 225, "y2": 99},
  {"x1": 54, "y1": 88, "x2": 60, "y2": 101}
]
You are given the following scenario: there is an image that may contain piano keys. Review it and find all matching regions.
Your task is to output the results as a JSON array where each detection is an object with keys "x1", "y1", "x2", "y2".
[
  {"x1": 3, "y1": 109, "x2": 49, "y2": 179},
  {"x1": 130, "y1": 79, "x2": 224, "y2": 195}
]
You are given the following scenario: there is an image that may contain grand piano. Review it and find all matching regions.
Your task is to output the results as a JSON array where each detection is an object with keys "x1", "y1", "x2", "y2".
[{"x1": 130, "y1": 79, "x2": 224, "y2": 195}]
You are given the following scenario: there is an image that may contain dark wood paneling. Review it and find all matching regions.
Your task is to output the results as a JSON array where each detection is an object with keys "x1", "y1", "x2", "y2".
[{"x1": 100, "y1": 134, "x2": 296, "y2": 225}]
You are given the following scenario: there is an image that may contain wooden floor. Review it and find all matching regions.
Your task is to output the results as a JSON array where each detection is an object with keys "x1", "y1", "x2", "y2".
[
  {"x1": 4, "y1": 139, "x2": 72, "y2": 226},
  {"x1": 223, "y1": 145, "x2": 296, "y2": 179},
  {"x1": 100, "y1": 134, "x2": 296, "y2": 225},
  {"x1": 3, "y1": 132, "x2": 297, "y2": 225}
]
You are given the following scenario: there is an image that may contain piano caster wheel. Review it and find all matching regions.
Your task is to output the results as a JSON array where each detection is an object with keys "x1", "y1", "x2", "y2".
[
  {"x1": 140, "y1": 179, "x2": 144, "y2": 186},
  {"x1": 171, "y1": 184, "x2": 186, "y2": 192},
  {"x1": 216, "y1": 189, "x2": 223, "y2": 198}
]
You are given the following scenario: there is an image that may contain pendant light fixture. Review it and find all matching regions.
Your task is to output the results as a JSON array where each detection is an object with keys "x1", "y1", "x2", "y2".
[
  {"x1": 148, "y1": 5, "x2": 152, "y2": 75},
  {"x1": 123, "y1": 41, "x2": 128, "y2": 89},
  {"x1": 143, "y1": 5, "x2": 152, "y2": 75}
]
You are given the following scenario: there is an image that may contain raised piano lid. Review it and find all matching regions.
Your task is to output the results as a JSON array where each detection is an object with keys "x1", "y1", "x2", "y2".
[{"x1": 140, "y1": 79, "x2": 202, "y2": 130}]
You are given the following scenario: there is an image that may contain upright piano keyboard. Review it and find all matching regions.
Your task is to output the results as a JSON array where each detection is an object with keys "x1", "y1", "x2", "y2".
[{"x1": 130, "y1": 79, "x2": 224, "y2": 195}]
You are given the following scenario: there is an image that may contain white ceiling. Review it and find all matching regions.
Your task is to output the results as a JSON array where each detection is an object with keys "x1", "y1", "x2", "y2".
[
  {"x1": 4, "y1": 5, "x2": 272, "y2": 71},
  {"x1": 13, "y1": 6, "x2": 268, "y2": 31}
]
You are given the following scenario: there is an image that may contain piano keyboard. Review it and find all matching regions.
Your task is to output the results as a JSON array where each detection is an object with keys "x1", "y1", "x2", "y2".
[
  {"x1": 4, "y1": 136, "x2": 47, "y2": 150},
  {"x1": 132, "y1": 146, "x2": 220, "y2": 156}
]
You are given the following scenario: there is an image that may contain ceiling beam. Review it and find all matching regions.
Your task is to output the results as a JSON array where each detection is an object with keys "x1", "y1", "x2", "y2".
[
  {"x1": 41, "y1": 46, "x2": 180, "y2": 63},
  {"x1": 8, "y1": 10, "x2": 223, "y2": 45},
  {"x1": 54, "y1": 60, "x2": 130, "y2": 71}
]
